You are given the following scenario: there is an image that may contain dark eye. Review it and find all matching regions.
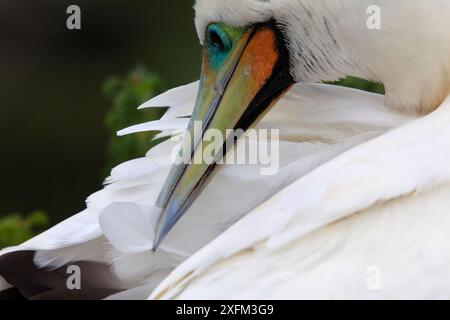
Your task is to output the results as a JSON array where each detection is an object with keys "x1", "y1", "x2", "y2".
[
  {"x1": 207, "y1": 25, "x2": 231, "y2": 53},
  {"x1": 209, "y1": 29, "x2": 225, "y2": 51}
]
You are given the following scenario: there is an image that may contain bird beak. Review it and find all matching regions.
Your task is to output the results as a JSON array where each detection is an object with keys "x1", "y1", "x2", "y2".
[{"x1": 153, "y1": 22, "x2": 294, "y2": 250}]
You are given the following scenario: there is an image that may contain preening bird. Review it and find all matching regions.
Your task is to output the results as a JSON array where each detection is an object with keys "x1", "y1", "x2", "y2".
[{"x1": 1, "y1": 0, "x2": 450, "y2": 299}]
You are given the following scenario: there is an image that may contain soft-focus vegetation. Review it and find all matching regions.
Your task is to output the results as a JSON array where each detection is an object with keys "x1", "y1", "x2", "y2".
[
  {"x1": 0, "y1": 211, "x2": 49, "y2": 248},
  {"x1": 0, "y1": 67, "x2": 383, "y2": 249},
  {"x1": 103, "y1": 65, "x2": 167, "y2": 175}
]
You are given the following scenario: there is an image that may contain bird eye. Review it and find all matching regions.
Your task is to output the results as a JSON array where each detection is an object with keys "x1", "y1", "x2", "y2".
[
  {"x1": 209, "y1": 30, "x2": 225, "y2": 51},
  {"x1": 207, "y1": 25, "x2": 231, "y2": 53}
]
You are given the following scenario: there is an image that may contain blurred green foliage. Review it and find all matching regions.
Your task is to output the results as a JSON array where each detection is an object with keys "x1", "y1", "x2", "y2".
[
  {"x1": 102, "y1": 65, "x2": 167, "y2": 175},
  {"x1": 0, "y1": 211, "x2": 49, "y2": 248}
]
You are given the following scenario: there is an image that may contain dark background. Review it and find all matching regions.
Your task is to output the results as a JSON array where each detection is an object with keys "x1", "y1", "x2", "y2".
[{"x1": 0, "y1": 0, "x2": 201, "y2": 223}]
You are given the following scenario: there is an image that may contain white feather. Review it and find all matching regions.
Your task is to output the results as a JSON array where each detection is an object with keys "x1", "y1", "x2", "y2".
[
  {"x1": 99, "y1": 203, "x2": 161, "y2": 253},
  {"x1": 117, "y1": 118, "x2": 189, "y2": 136},
  {"x1": 138, "y1": 81, "x2": 199, "y2": 110}
]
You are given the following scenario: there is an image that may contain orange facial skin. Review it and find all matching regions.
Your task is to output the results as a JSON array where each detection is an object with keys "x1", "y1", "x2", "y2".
[{"x1": 245, "y1": 29, "x2": 279, "y2": 88}]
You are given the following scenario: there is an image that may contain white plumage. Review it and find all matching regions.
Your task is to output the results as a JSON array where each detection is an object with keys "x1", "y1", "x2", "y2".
[
  {"x1": 152, "y1": 93, "x2": 450, "y2": 299},
  {"x1": 1, "y1": 0, "x2": 449, "y2": 299},
  {"x1": 0, "y1": 82, "x2": 411, "y2": 298},
  {"x1": 195, "y1": 0, "x2": 450, "y2": 113}
]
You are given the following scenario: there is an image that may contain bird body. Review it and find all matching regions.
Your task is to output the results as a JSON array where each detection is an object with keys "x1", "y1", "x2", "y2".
[
  {"x1": 1, "y1": 0, "x2": 450, "y2": 299},
  {"x1": 152, "y1": 93, "x2": 450, "y2": 299}
]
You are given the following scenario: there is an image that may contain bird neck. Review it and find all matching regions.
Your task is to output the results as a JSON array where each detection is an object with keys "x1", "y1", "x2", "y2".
[{"x1": 278, "y1": 0, "x2": 450, "y2": 114}]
